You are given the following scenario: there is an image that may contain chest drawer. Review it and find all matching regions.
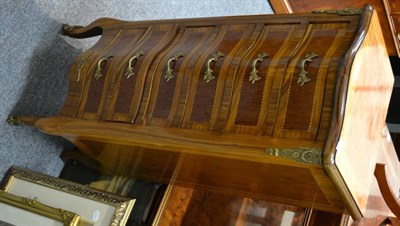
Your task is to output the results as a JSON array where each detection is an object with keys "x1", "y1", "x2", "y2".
[
  {"x1": 226, "y1": 21, "x2": 357, "y2": 140},
  {"x1": 177, "y1": 24, "x2": 257, "y2": 131},
  {"x1": 77, "y1": 25, "x2": 177, "y2": 122},
  {"x1": 63, "y1": 15, "x2": 359, "y2": 143}
]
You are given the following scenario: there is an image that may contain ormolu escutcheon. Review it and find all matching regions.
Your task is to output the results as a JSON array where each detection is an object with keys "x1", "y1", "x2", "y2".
[{"x1": 203, "y1": 51, "x2": 224, "y2": 83}]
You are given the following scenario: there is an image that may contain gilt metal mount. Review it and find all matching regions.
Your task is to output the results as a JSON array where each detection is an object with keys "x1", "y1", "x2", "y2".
[
  {"x1": 265, "y1": 147, "x2": 322, "y2": 165},
  {"x1": 7, "y1": 116, "x2": 34, "y2": 126},
  {"x1": 298, "y1": 52, "x2": 318, "y2": 86},
  {"x1": 62, "y1": 24, "x2": 75, "y2": 32},
  {"x1": 312, "y1": 8, "x2": 362, "y2": 15}
]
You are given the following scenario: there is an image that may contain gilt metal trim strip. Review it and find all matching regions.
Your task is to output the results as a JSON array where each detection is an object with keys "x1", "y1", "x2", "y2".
[{"x1": 265, "y1": 147, "x2": 322, "y2": 165}]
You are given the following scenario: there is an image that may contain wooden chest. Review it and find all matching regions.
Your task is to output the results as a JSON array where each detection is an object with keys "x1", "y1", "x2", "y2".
[{"x1": 29, "y1": 5, "x2": 397, "y2": 220}]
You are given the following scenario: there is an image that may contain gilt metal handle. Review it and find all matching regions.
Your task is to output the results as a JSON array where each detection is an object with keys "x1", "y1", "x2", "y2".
[
  {"x1": 203, "y1": 51, "x2": 224, "y2": 83},
  {"x1": 249, "y1": 52, "x2": 269, "y2": 84},
  {"x1": 298, "y1": 52, "x2": 318, "y2": 86},
  {"x1": 94, "y1": 56, "x2": 113, "y2": 80},
  {"x1": 397, "y1": 32, "x2": 400, "y2": 41},
  {"x1": 125, "y1": 50, "x2": 144, "y2": 79},
  {"x1": 164, "y1": 53, "x2": 183, "y2": 82},
  {"x1": 76, "y1": 54, "x2": 90, "y2": 82}
]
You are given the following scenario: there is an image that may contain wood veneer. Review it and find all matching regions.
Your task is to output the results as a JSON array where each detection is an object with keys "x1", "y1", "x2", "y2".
[
  {"x1": 154, "y1": 185, "x2": 309, "y2": 226},
  {"x1": 268, "y1": 0, "x2": 400, "y2": 57},
  {"x1": 26, "y1": 5, "x2": 398, "y2": 221}
]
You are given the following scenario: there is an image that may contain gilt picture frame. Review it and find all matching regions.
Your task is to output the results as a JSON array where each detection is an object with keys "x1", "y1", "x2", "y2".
[
  {"x1": 1, "y1": 166, "x2": 135, "y2": 226},
  {"x1": 0, "y1": 190, "x2": 80, "y2": 226}
]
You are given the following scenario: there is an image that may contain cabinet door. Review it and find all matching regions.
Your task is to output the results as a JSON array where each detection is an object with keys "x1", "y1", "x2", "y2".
[
  {"x1": 141, "y1": 26, "x2": 217, "y2": 127},
  {"x1": 104, "y1": 25, "x2": 178, "y2": 123},
  {"x1": 225, "y1": 23, "x2": 305, "y2": 136},
  {"x1": 274, "y1": 21, "x2": 358, "y2": 140},
  {"x1": 180, "y1": 24, "x2": 256, "y2": 132}
]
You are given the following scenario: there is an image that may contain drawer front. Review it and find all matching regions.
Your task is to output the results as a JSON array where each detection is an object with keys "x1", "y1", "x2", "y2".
[
  {"x1": 274, "y1": 22, "x2": 356, "y2": 140},
  {"x1": 142, "y1": 26, "x2": 216, "y2": 127},
  {"x1": 64, "y1": 14, "x2": 360, "y2": 141},
  {"x1": 225, "y1": 23, "x2": 305, "y2": 135},
  {"x1": 59, "y1": 29, "x2": 121, "y2": 118},
  {"x1": 181, "y1": 24, "x2": 256, "y2": 132},
  {"x1": 105, "y1": 25, "x2": 178, "y2": 123},
  {"x1": 390, "y1": 15, "x2": 400, "y2": 46},
  {"x1": 76, "y1": 28, "x2": 148, "y2": 120}
]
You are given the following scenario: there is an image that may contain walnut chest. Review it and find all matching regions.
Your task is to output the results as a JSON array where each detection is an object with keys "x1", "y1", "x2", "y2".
[{"x1": 32, "y1": 5, "x2": 397, "y2": 220}]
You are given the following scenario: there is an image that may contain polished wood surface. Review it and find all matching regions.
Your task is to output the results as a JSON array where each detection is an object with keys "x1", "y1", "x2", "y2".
[
  {"x1": 327, "y1": 10, "x2": 397, "y2": 219},
  {"x1": 30, "y1": 5, "x2": 397, "y2": 221},
  {"x1": 268, "y1": 0, "x2": 399, "y2": 56},
  {"x1": 153, "y1": 184, "x2": 353, "y2": 226},
  {"x1": 154, "y1": 185, "x2": 308, "y2": 226},
  {"x1": 59, "y1": 11, "x2": 363, "y2": 143},
  {"x1": 35, "y1": 117, "x2": 344, "y2": 213}
]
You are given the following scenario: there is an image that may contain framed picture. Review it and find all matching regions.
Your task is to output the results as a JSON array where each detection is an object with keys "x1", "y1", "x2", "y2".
[
  {"x1": 0, "y1": 190, "x2": 80, "y2": 226},
  {"x1": 2, "y1": 166, "x2": 135, "y2": 226}
]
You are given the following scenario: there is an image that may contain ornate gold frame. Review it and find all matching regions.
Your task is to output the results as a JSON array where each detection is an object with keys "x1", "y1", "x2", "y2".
[
  {"x1": 2, "y1": 166, "x2": 135, "y2": 226},
  {"x1": 0, "y1": 190, "x2": 80, "y2": 226}
]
